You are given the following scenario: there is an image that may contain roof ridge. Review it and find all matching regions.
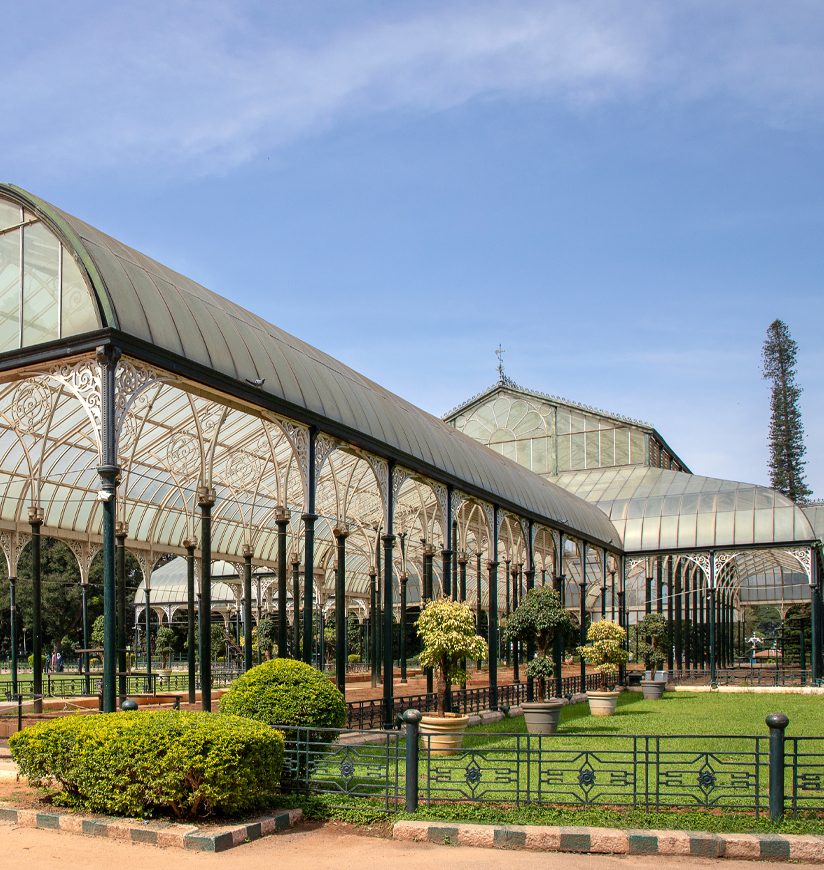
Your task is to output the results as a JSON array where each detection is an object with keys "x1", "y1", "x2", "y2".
[{"x1": 443, "y1": 379, "x2": 652, "y2": 428}]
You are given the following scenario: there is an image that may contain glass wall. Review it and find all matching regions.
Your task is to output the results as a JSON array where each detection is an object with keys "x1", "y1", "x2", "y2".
[
  {"x1": 452, "y1": 389, "x2": 648, "y2": 475},
  {"x1": 0, "y1": 196, "x2": 99, "y2": 353}
]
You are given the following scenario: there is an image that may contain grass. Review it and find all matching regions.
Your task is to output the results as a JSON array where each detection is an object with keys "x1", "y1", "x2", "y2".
[
  {"x1": 476, "y1": 690, "x2": 824, "y2": 738},
  {"x1": 288, "y1": 691, "x2": 824, "y2": 826}
]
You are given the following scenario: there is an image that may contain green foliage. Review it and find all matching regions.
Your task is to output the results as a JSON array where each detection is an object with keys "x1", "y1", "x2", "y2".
[
  {"x1": 348, "y1": 653, "x2": 361, "y2": 663},
  {"x1": 762, "y1": 319, "x2": 811, "y2": 503},
  {"x1": 155, "y1": 626, "x2": 175, "y2": 668},
  {"x1": 10, "y1": 710, "x2": 283, "y2": 820},
  {"x1": 347, "y1": 612, "x2": 364, "y2": 658},
  {"x1": 577, "y1": 619, "x2": 628, "y2": 685},
  {"x1": 257, "y1": 617, "x2": 277, "y2": 658},
  {"x1": 503, "y1": 587, "x2": 572, "y2": 700},
  {"x1": 91, "y1": 614, "x2": 105, "y2": 646},
  {"x1": 27, "y1": 653, "x2": 47, "y2": 669},
  {"x1": 502, "y1": 587, "x2": 571, "y2": 655},
  {"x1": 417, "y1": 597, "x2": 487, "y2": 716},
  {"x1": 220, "y1": 658, "x2": 346, "y2": 741},
  {"x1": 632, "y1": 613, "x2": 669, "y2": 670}
]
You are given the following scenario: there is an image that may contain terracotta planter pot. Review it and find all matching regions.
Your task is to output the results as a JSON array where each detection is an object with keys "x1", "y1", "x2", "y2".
[
  {"x1": 419, "y1": 713, "x2": 470, "y2": 755},
  {"x1": 641, "y1": 679, "x2": 666, "y2": 700},
  {"x1": 586, "y1": 689, "x2": 620, "y2": 717},
  {"x1": 522, "y1": 699, "x2": 564, "y2": 735}
]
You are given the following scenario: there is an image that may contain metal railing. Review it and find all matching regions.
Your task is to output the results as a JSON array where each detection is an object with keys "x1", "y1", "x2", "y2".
[
  {"x1": 669, "y1": 666, "x2": 821, "y2": 688},
  {"x1": 276, "y1": 713, "x2": 816, "y2": 821},
  {"x1": 344, "y1": 673, "x2": 606, "y2": 729}
]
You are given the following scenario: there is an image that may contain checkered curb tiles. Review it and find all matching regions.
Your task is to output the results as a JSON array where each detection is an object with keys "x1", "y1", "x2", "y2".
[
  {"x1": 393, "y1": 820, "x2": 824, "y2": 862},
  {"x1": 0, "y1": 805, "x2": 302, "y2": 851}
]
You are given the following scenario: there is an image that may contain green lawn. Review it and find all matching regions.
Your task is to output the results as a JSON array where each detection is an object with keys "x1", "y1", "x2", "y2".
[
  {"x1": 297, "y1": 691, "x2": 824, "y2": 820},
  {"x1": 480, "y1": 690, "x2": 824, "y2": 737}
]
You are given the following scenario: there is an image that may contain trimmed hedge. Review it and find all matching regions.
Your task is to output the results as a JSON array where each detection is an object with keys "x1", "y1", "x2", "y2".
[
  {"x1": 220, "y1": 659, "x2": 346, "y2": 738},
  {"x1": 9, "y1": 710, "x2": 284, "y2": 820}
]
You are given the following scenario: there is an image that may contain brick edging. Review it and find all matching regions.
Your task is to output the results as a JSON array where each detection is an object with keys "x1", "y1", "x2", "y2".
[
  {"x1": 393, "y1": 820, "x2": 824, "y2": 862},
  {"x1": 0, "y1": 804, "x2": 302, "y2": 851}
]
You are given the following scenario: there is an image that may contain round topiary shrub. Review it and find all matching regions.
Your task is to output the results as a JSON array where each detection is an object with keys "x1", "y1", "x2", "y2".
[
  {"x1": 220, "y1": 658, "x2": 346, "y2": 735},
  {"x1": 10, "y1": 710, "x2": 284, "y2": 820}
]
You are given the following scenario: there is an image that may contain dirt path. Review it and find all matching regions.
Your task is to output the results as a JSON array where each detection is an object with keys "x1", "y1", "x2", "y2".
[{"x1": 0, "y1": 822, "x2": 815, "y2": 869}]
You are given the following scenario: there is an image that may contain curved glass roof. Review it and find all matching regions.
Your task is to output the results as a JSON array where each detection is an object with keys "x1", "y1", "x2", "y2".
[
  {"x1": 0, "y1": 184, "x2": 617, "y2": 549},
  {"x1": 552, "y1": 466, "x2": 816, "y2": 552}
]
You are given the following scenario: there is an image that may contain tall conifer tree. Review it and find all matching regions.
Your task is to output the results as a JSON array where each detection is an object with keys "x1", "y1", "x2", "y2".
[{"x1": 761, "y1": 320, "x2": 811, "y2": 502}]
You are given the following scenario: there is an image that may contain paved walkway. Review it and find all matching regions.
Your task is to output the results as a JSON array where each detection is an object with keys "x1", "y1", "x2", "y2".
[{"x1": 0, "y1": 822, "x2": 816, "y2": 869}]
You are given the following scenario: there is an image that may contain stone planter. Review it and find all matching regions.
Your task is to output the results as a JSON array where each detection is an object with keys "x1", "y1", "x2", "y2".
[
  {"x1": 419, "y1": 713, "x2": 470, "y2": 755},
  {"x1": 586, "y1": 689, "x2": 620, "y2": 717},
  {"x1": 654, "y1": 669, "x2": 669, "y2": 684},
  {"x1": 641, "y1": 679, "x2": 666, "y2": 700},
  {"x1": 522, "y1": 699, "x2": 565, "y2": 735}
]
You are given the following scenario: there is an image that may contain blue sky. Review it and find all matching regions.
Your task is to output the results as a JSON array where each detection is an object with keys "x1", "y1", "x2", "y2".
[{"x1": 3, "y1": 1, "x2": 823, "y2": 494}]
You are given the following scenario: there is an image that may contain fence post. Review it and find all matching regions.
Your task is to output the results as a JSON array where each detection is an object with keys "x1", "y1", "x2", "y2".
[
  {"x1": 402, "y1": 708, "x2": 422, "y2": 812},
  {"x1": 16, "y1": 694, "x2": 22, "y2": 732},
  {"x1": 766, "y1": 712, "x2": 789, "y2": 821}
]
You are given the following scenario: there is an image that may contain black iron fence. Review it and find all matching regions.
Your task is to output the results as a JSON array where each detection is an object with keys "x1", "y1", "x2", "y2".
[
  {"x1": 670, "y1": 666, "x2": 821, "y2": 688},
  {"x1": 277, "y1": 713, "x2": 822, "y2": 821},
  {"x1": 344, "y1": 673, "x2": 606, "y2": 729}
]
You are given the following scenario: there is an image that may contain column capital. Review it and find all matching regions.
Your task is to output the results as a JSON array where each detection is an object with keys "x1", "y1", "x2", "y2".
[
  {"x1": 183, "y1": 537, "x2": 198, "y2": 550},
  {"x1": 487, "y1": 560, "x2": 499, "y2": 571},
  {"x1": 242, "y1": 544, "x2": 253, "y2": 559},
  {"x1": 333, "y1": 525, "x2": 350, "y2": 539},
  {"x1": 27, "y1": 505, "x2": 44, "y2": 525},
  {"x1": 115, "y1": 521, "x2": 128, "y2": 539},
  {"x1": 197, "y1": 485, "x2": 216, "y2": 507},
  {"x1": 274, "y1": 505, "x2": 291, "y2": 523}
]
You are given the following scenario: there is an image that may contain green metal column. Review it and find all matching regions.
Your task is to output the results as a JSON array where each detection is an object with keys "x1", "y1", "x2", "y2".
[
  {"x1": 185, "y1": 539, "x2": 196, "y2": 704},
  {"x1": 684, "y1": 565, "x2": 692, "y2": 670},
  {"x1": 441, "y1": 487, "x2": 453, "y2": 598},
  {"x1": 144, "y1": 586, "x2": 152, "y2": 690},
  {"x1": 674, "y1": 560, "x2": 683, "y2": 672},
  {"x1": 29, "y1": 506, "x2": 43, "y2": 713},
  {"x1": 291, "y1": 555, "x2": 301, "y2": 659},
  {"x1": 601, "y1": 549, "x2": 607, "y2": 619},
  {"x1": 9, "y1": 576, "x2": 17, "y2": 696},
  {"x1": 368, "y1": 567, "x2": 377, "y2": 688},
  {"x1": 476, "y1": 551, "x2": 483, "y2": 672},
  {"x1": 276, "y1": 510, "x2": 289, "y2": 657},
  {"x1": 81, "y1": 581, "x2": 90, "y2": 694},
  {"x1": 423, "y1": 545, "x2": 434, "y2": 694},
  {"x1": 242, "y1": 547, "x2": 253, "y2": 671},
  {"x1": 645, "y1": 570, "x2": 653, "y2": 615},
  {"x1": 97, "y1": 345, "x2": 120, "y2": 715},
  {"x1": 382, "y1": 459, "x2": 395, "y2": 729},
  {"x1": 667, "y1": 557, "x2": 674, "y2": 672},
  {"x1": 398, "y1": 530, "x2": 407, "y2": 684},
  {"x1": 488, "y1": 505, "x2": 499, "y2": 711},
  {"x1": 452, "y1": 522, "x2": 458, "y2": 601},
  {"x1": 301, "y1": 520, "x2": 316, "y2": 665},
  {"x1": 334, "y1": 525, "x2": 348, "y2": 692},
  {"x1": 198, "y1": 485, "x2": 215, "y2": 712},
  {"x1": 459, "y1": 553, "x2": 467, "y2": 603},
  {"x1": 553, "y1": 532, "x2": 565, "y2": 700},
  {"x1": 512, "y1": 564, "x2": 520, "y2": 683},
  {"x1": 656, "y1": 557, "x2": 664, "y2": 615},
  {"x1": 579, "y1": 542, "x2": 587, "y2": 688},
  {"x1": 708, "y1": 555, "x2": 717, "y2": 685},
  {"x1": 115, "y1": 525, "x2": 127, "y2": 702},
  {"x1": 811, "y1": 548, "x2": 822, "y2": 683},
  {"x1": 302, "y1": 429, "x2": 318, "y2": 666},
  {"x1": 525, "y1": 520, "x2": 535, "y2": 702}
]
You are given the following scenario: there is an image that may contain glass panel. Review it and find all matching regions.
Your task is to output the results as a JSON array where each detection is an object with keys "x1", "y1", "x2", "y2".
[
  {"x1": 629, "y1": 429, "x2": 645, "y2": 464},
  {"x1": 570, "y1": 432, "x2": 585, "y2": 469},
  {"x1": 0, "y1": 228, "x2": 20, "y2": 352},
  {"x1": 601, "y1": 428, "x2": 615, "y2": 466},
  {"x1": 614, "y1": 428, "x2": 629, "y2": 464},
  {"x1": 0, "y1": 201, "x2": 21, "y2": 232},
  {"x1": 585, "y1": 430, "x2": 599, "y2": 467},
  {"x1": 61, "y1": 253, "x2": 98, "y2": 336},
  {"x1": 22, "y1": 223, "x2": 59, "y2": 345}
]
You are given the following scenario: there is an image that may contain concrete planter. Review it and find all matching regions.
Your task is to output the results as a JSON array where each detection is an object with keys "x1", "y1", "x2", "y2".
[
  {"x1": 522, "y1": 699, "x2": 565, "y2": 735},
  {"x1": 586, "y1": 689, "x2": 620, "y2": 717},
  {"x1": 419, "y1": 713, "x2": 470, "y2": 755},
  {"x1": 641, "y1": 679, "x2": 666, "y2": 700}
]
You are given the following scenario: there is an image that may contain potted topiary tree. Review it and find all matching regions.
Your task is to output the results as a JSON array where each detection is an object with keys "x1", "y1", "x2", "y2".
[
  {"x1": 636, "y1": 613, "x2": 668, "y2": 699},
  {"x1": 578, "y1": 619, "x2": 628, "y2": 716},
  {"x1": 502, "y1": 587, "x2": 573, "y2": 734},
  {"x1": 416, "y1": 597, "x2": 487, "y2": 753},
  {"x1": 155, "y1": 626, "x2": 176, "y2": 679}
]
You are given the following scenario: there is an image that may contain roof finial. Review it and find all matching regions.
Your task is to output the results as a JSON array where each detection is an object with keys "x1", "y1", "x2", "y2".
[{"x1": 496, "y1": 343, "x2": 506, "y2": 383}]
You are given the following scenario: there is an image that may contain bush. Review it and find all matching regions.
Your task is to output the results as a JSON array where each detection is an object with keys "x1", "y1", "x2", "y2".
[
  {"x1": 220, "y1": 659, "x2": 346, "y2": 738},
  {"x1": 10, "y1": 710, "x2": 283, "y2": 820},
  {"x1": 578, "y1": 619, "x2": 628, "y2": 688},
  {"x1": 347, "y1": 653, "x2": 360, "y2": 663}
]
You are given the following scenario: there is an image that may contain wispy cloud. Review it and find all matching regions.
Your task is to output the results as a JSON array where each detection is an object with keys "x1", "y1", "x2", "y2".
[{"x1": 3, "y1": 1, "x2": 823, "y2": 177}]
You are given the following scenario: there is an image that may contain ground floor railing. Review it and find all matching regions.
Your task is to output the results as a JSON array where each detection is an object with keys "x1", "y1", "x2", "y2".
[
  {"x1": 669, "y1": 666, "x2": 822, "y2": 688},
  {"x1": 277, "y1": 714, "x2": 822, "y2": 821}
]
